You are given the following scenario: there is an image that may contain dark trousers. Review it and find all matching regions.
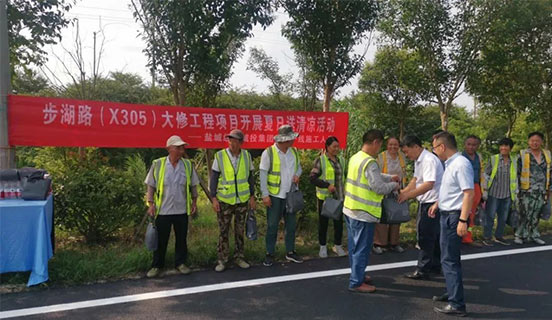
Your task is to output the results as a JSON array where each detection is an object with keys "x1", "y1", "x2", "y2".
[
  {"x1": 152, "y1": 214, "x2": 188, "y2": 268},
  {"x1": 266, "y1": 196, "x2": 296, "y2": 254},
  {"x1": 317, "y1": 199, "x2": 343, "y2": 246},
  {"x1": 440, "y1": 210, "x2": 465, "y2": 309},
  {"x1": 417, "y1": 202, "x2": 441, "y2": 273}
]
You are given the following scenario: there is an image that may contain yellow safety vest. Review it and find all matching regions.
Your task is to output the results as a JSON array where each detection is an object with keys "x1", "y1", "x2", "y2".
[
  {"x1": 378, "y1": 151, "x2": 407, "y2": 186},
  {"x1": 152, "y1": 157, "x2": 192, "y2": 216},
  {"x1": 344, "y1": 151, "x2": 384, "y2": 219},
  {"x1": 267, "y1": 145, "x2": 299, "y2": 196},
  {"x1": 215, "y1": 149, "x2": 252, "y2": 205},
  {"x1": 520, "y1": 149, "x2": 551, "y2": 191},
  {"x1": 316, "y1": 154, "x2": 345, "y2": 200},
  {"x1": 486, "y1": 154, "x2": 518, "y2": 201}
]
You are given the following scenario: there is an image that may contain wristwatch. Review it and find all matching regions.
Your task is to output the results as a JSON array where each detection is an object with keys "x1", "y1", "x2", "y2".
[{"x1": 459, "y1": 218, "x2": 468, "y2": 224}]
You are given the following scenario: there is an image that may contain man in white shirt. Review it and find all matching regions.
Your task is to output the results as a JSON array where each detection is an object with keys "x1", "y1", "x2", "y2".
[
  {"x1": 429, "y1": 131, "x2": 474, "y2": 317},
  {"x1": 259, "y1": 125, "x2": 302, "y2": 266},
  {"x1": 399, "y1": 135, "x2": 444, "y2": 280}
]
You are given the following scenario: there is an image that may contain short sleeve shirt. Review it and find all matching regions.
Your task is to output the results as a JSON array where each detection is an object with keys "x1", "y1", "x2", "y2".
[
  {"x1": 439, "y1": 153, "x2": 474, "y2": 211},
  {"x1": 145, "y1": 158, "x2": 199, "y2": 215},
  {"x1": 414, "y1": 149, "x2": 444, "y2": 204}
]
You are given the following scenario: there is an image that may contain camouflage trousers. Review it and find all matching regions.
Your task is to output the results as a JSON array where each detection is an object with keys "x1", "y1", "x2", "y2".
[
  {"x1": 217, "y1": 202, "x2": 248, "y2": 262},
  {"x1": 515, "y1": 192, "x2": 545, "y2": 240}
]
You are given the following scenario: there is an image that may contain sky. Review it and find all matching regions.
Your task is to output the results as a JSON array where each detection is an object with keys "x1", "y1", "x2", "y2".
[{"x1": 44, "y1": 0, "x2": 474, "y2": 108}]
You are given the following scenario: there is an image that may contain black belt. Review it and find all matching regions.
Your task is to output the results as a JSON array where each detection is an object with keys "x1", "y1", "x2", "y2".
[{"x1": 440, "y1": 210, "x2": 461, "y2": 215}]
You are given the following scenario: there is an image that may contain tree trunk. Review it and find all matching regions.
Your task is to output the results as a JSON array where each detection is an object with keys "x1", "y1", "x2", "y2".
[
  {"x1": 544, "y1": 123, "x2": 551, "y2": 150},
  {"x1": 399, "y1": 119, "x2": 405, "y2": 141},
  {"x1": 322, "y1": 84, "x2": 333, "y2": 112},
  {"x1": 439, "y1": 102, "x2": 448, "y2": 131},
  {"x1": 506, "y1": 117, "x2": 514, "y2": 138}
]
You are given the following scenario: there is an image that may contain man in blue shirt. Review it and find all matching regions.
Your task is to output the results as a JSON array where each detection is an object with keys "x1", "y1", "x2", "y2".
[{"x1": 430, "y1": 131, "x2": 474, "y2": 317}]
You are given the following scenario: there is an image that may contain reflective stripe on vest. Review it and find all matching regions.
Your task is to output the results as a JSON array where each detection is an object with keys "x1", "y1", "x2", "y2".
[
  {"x1": 267, "y1": 145, "x2": 299, "y2": 196},
  {"x1": 344, "y1": 151, "x2": 384, "y2": 218},
  {"x1": 215, "y1": 149, "x2": 251, "y2": 205},
  {"x1": 487, "y1": 154, "x2": 518, "y2": 201},
  {"x1": 153, "y1": 157, "x2": 192, "y2": 216},
  {"x1": 316, "y1": 154, "x2": 345, "y2": 200},
  {"x1": 379, "y1": 151, "x2": 407, "y2": 186},
  {"x1": 520, "y1": 149, "x2": 551, "y2": 190}
]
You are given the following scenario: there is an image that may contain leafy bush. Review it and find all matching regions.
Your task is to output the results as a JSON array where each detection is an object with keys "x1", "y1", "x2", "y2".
[{"x1": 36, "y1": 148, "x2": 147, "y2": 243}]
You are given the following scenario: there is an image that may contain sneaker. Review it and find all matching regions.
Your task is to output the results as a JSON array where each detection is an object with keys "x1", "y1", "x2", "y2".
[
  {"x1": 348, "y1": 283, "x2": 376, "y2": 293},
  {"x1": 391, "y1": 245, "x2": 405, "y2": 253},
  {"x1": 415, "y1": 243, "x2": 421, "y2": 250},
  {"x1": 333, "y1": 245, "x2": 347, "y2": 257},
  {"x1": 533, "y1": 238, "x2": 546, "y2": 245},
  {"x1": 177, "y1": 264, "x2": 191, "y2": 275},
  {"x1": 263, "y1": 254, "x2": 274, "y2": 267},
  {"x1": 285, "y1": 251, "x2": 303, "y2": 263},
  {"x1": 432, "y1": 293, "x2": 449, "y2": 302},
  {"x1": 372, "y1": 246, "x2": 384, "y2": 255},
  {"x1": 215, "y1": 261, "x2": 225, "y2": 272},
  {"x1": 434, "y1": 304, "x2": 467, "y2": 317},
  {"x1": 514, "y1": 237, "x2": 523, "y2": 245},
  {"x1": 146, "y1": 267, "x2": 161, "y2": 278},
  {"x1": 482, "y1": 238, "x2": 494, "y2": 247},
  {"x1": 235, "y1": 258, "x2": 250, "y2": 269},
  {"x1": 319, "y1": 245, "x2": 328, "y2": 258},
  {"x1": 493, "y1": 237, "x2": 510, "y2": 246}
]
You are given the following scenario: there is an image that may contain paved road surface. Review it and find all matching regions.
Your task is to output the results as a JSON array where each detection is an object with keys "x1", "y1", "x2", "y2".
[{"x1": 2, "y1": 236, "x2": 552, "y2": 319}]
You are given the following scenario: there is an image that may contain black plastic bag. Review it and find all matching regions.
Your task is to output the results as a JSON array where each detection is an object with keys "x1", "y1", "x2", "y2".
[{"x1": 246, "y1": 209, "x2": 257, "y2": 240}]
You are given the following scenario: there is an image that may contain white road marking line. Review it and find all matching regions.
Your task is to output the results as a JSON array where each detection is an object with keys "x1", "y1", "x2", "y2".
[{"x1": 1, "y1": 245, "x2": 551, "y2": 319}]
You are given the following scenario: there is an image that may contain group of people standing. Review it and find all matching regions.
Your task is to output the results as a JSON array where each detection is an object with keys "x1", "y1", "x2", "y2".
[{"x1": 143, "y1": 124, "x2": 551, "y2": 317}]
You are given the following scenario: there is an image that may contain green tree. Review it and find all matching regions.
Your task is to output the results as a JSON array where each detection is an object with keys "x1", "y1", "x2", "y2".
[
  {"x1": 7, "y1": 0, "x2": 73, "y2": 69},
  {"x1": 295, "y1": 51, "x2": 322, "y2": 111},
  {"x1": 12, "y1": 68, "x2": 55, "y2": 96},
  {"x1": 466, "y1": 0, "x2": 552, "y2": 138},
  {"x1": 131, "y1": 0, "x2": 274, "y2": 107},
  {"x1": 379, "y1": 0, "x2": 498, "y2": 130},
  {"x1": 281, "y1": 0, "x2": 380, "y2": 112},
  {"x1": 246, "y1": 47, "x2": 292, "y2": 102},
  {"x1": 358, "y1": 46, "x2": 430, "y2": 139}
]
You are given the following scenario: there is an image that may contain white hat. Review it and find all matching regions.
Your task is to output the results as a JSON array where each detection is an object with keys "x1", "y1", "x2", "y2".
[{"x1": 166, "y1": 135, "x2": 188, "y2": 147}]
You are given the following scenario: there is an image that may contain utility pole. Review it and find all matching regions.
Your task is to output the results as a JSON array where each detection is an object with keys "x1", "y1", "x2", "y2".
[{"x1": 0, "y1": 0, "x2": 15, "y2": 169}]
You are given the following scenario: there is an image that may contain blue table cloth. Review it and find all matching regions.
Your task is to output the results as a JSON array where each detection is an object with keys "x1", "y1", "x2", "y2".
[{"x1": 0, "y1": 195, "x2": 54, "y2": 286}]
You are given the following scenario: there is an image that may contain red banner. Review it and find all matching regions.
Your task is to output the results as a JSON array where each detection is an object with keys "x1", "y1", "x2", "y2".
[{"x1": 8, "y1": 95, "x2": 349, "y2": 149}]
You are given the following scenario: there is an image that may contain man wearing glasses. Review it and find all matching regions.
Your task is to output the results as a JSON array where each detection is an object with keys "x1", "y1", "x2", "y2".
[
  {"x1": 429, "y1": 131, "x2": 474, "y2": 317},
  {"x1": 399, "y1": 135, "x2": 444, "y2": 280}
]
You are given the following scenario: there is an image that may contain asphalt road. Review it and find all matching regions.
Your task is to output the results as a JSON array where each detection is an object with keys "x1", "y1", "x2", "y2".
[{"x1": 1, "y1": 236, "x2": 552, "y2": 320}]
